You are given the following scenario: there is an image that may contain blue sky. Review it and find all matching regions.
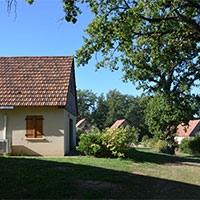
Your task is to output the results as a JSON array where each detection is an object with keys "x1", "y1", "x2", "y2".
[{"x1": 0, "y1": 0, "x2": 141, "y2": 96}]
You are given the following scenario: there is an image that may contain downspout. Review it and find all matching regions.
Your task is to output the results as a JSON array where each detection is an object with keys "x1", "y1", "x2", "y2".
[{"x1": 3, "y1": 114, "x2": 7, "y2": 140}]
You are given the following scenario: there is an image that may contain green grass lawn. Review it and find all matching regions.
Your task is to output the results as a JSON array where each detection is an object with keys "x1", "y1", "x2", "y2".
[{"x1": 1, "y1": 148, "x2": 200, "y2": 199}]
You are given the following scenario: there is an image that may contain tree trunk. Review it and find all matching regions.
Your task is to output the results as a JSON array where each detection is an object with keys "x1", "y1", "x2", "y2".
[{"x1": 166, "y1": 145, "x2": 175, "y2": 155}]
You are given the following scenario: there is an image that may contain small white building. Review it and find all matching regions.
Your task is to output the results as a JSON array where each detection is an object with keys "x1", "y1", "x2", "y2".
[
  {"x1": 0, "y1": 56, "x2": 77, "y2": 156},
  {"x1": 175, "y1": 119, "x2": 200, "y2": 144}
]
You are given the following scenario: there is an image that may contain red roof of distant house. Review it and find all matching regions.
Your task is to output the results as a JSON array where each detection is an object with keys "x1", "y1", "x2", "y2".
[
  {"x1": 0, "y1": 56, "x2": 74, "y2": 106},
  {"x1": 110, "y1": 119, "x2": 130, "y2": 130},
  {"x1": 176, "y1": 119, "x2": 200, "y2": 137},
  {"x1": 76, "y1": 119, "x2": 87, "y2": 128}
]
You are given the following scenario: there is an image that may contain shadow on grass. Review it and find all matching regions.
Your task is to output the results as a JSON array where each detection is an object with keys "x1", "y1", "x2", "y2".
[
  {"x1": 0, "y1": 156, "x2": 200, "y2": 199},
  {"x1": 128, "y1": 148, "x2": 200, "y2": 166}
]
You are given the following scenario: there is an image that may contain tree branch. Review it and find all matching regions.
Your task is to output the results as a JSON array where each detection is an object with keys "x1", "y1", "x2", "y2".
[
  {"x1": 123, "y1": 0, "x2": 130, "y2": 9},
  {"x1": 165, "y1": 64, "x2": 175, "y2": 92},
  {"x1": 139, "y1": 15, "x2": 178, "y2": 23},
  {"x1": 174, "y1": 9, "x2": 200, "y2": 34},
  {"x1": 172, "y1": 65, "x2": 200, "y2": 93}
]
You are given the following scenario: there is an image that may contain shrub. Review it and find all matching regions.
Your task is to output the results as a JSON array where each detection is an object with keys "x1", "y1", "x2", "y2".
[
  {"x1": 179, "y1": 137, "x2": 193, "y2": 154},
  {"x1": 156, "y1": 140, "x2": 168, "y2": 153},
  {"x1": 76, "y1": 127, "x2": 84, "y2": 145},
  {"x1": 141, "y1": 135, "x2": 149, "y2": 143},
  {"x1": 147, "y1": 137, "x2": 159, "y2": 148},
  {"x1": 141, "y1": 135, "x2": 150, "y2": 147},
  {"x1": 101, "y1": 127, "x2": 138, "y2": 158},
  {"x1": 188, "y1": 134, "x2": 200, "y2": 155},
  {"x1": 77, "y1": 133, "x2": 103, "y2": 156},
  {"x1": 76, "y1": 126, "x2": 101, "y2": 146},
  {"x1": 77, "y1": 127, "x2": 139, "y2": 158},
  {"x1": 87, "y1": 126, "x2": 101, "y2": 135}
]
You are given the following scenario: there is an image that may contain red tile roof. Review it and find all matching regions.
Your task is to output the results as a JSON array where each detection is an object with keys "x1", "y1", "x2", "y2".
[
  {"x1": 176, "y1": 119, "x2": 200, "y2": 137},
  {"x1": 0, "y1": 56, "x2": 74, "y2": 106},
  {"x1": 110, "y1": 119, "x2": 130, "y2": 130}
]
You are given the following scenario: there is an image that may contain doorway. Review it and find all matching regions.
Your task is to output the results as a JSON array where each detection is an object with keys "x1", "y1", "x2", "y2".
[{"x1": 69, "y1": 118, "x2": 74, "y2": 151}]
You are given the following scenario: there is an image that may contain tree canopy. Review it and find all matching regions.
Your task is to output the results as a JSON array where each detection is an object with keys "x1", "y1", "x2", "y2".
[
  {"x1": 77, "y1": 89, "x2": 150, "y2": 139},
  {"x1": 76, "y1": 89, "x2": 97, "y2": 122},
  {"x1": 74, "y1": 0, "x2": 199, "y2": 93}
]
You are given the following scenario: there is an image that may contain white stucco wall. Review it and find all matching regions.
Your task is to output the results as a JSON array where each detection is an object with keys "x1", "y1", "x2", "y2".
[
  {"x1": 175, "y1": 136, "x2": 187, "y2": 144},
  {"x1": 0, "y1": 106, "x2": 76, "y2": 156}
]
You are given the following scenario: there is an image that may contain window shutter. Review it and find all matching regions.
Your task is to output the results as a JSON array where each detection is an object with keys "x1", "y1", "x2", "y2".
[
  {"x1": 35, "y1": 116, "x2": 43, "y2": 138},
  {"x1": 26, "y1": 117, "x2": 35, "y2": 138}
]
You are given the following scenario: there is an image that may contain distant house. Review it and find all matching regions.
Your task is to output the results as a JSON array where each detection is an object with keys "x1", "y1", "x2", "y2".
[
  {"x1": 0, "y1": 56, "x2": 77, "y2": 156},
  {"x1": 175, "y1": 119, "x2": 200, "y2": 144},
  {"x1": 76, "y1": 118, "x2": 92, "y2": 133},
  {"x1": 110, "y1": 119, "x2": 131, "y2": 130}
]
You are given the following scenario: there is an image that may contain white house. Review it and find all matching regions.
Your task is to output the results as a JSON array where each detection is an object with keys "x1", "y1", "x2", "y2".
[
  {"x1": 175, "y1": 119, "x2": 200, "y2": 144},
  {"x1": 0, "y1": 56, "x2": 77, "y2": 156}
]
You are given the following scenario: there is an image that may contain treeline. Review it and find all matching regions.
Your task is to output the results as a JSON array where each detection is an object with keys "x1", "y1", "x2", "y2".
[{"x1": 77, "y1": 89, "x2": 151, "y2": 140}]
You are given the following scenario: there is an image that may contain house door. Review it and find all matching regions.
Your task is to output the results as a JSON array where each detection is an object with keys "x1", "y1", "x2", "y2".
[{"x1": 69, "y1": 119, "x2": 74, "y2": 151}]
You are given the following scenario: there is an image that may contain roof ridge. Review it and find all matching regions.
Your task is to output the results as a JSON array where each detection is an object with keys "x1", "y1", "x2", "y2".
[
  {"x1": 116, "y1": 119, "x2": 126, "y2": 122},
  {"x1": 0, "y1": 56, "x2": 73, "y2": 58}
]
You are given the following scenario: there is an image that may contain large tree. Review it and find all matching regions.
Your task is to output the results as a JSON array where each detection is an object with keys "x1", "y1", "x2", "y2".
[
  {"x1": 125, "y1": 95, "x2": 150, "y2": 140},
  {"x1": 24, "y1": 0, "x2": 200, "y2": 153},
  {"x1": 105, "y1": 89, "x2": 129, "y2": 127},
  {"x1": 76, "y1": 89, "x2": 97, "y2": 122},
  {"x1": 93, "y1": 93, "x2": 109, "y2": 130},
  {"x1": 145, "y1": 93, "x2": 199, "y2": 153},
  {"x1": 68, "y1": 0, "x2": 199, "y2": 148}
]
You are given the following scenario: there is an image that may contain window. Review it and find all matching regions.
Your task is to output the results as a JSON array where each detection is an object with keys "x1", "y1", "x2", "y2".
[{"x1": 25, "y1": 116, "x2": 44, "y2": 138}]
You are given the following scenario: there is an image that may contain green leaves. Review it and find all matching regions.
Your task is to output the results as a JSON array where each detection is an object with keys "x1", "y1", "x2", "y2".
[
  {"x1": 77, "y1": 89, "x2": 149, "y2": 139},
  {"x1": 77, "y1": 89, "x2": 97, "y2": 122},
  {"x1": 145, "y1": 93, "x2": 198, "y2": 144},
  {"x1": 67, "y1": 0, "x2": 200, "y2": 95},
  {"x1": 24, "y1": 0, "x2": 34, "y2": 5},
  {"x1": 62, "y1": 0, "x2": 81, "y2": 23},
  {"x1": 77, "y1": 127, "x2": 139, "y2": 158},
  {"x1": 101, "y1": 127, "x2": 139, "y2": 157}
]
